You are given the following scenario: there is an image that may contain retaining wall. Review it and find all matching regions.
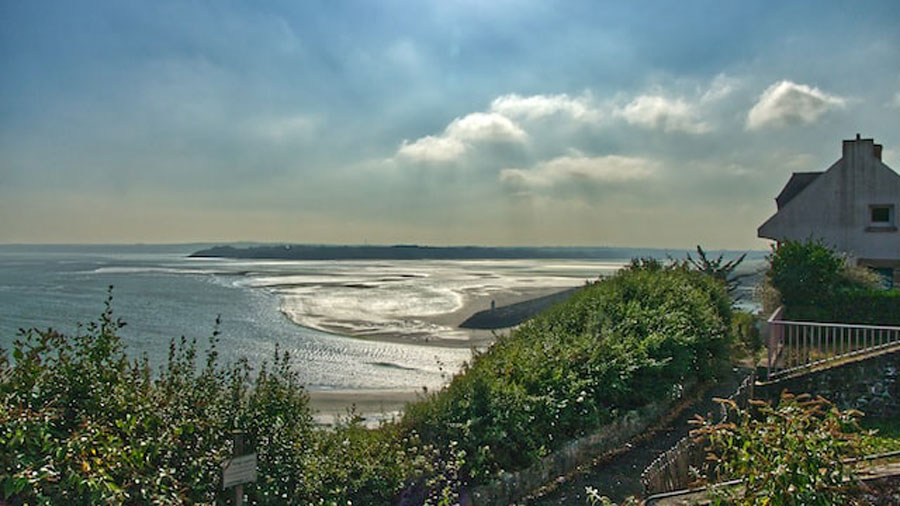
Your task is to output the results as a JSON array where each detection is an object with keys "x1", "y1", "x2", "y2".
[{"x1": 758, "y1": 347, "x2": 900, "y2": 418}]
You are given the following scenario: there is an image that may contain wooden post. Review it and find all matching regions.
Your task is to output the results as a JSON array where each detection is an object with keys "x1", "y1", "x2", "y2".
[
  {"x1": 222, "y1": 430, "x2": 256, "y2": 505},
  {"x1": 233, "y1": 431, "x2": 244, "y2": 506}
]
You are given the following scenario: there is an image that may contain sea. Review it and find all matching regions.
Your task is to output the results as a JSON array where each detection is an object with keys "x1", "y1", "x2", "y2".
[{"x1": 0, "y1": 244, "x2": 763, "y2": 393}]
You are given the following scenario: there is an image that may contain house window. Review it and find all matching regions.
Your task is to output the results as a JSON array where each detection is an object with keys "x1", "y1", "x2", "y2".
[
  {"x1": 867, "y1": 204, "x2": 895, "y2": 231},
  {"x1": 871, "y1": 206, "x2": 892, "y2": 223}
]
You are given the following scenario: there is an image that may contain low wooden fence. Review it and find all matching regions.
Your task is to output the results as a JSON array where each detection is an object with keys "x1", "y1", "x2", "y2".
[
  {"x1": 640, "y1": 372, "x2": 754, "y2": 496},
  {"x1": 767, "y1": 307, "x2": 900, "y2": 380}
]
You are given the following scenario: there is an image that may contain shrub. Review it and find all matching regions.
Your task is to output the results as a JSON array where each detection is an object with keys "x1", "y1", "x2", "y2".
[
  {"x1": 767, "y1": 239, "x2": 846, "y2": 310},
  {"x1": 692, "y1": 392, "x2": 865, "y2": 505},
  {"x1": 402, "y1": 262, "x2": 733, "y2": 482},
  {"x1": 790, "y1": 288, "x2": 900, "y2": 326},
  {"x1": 0, "y1": 290, "x2": 463, "y2": 505},
  {"x1": 731, "y1": 310, "x2": 761, "y2": 355},
  {"x1": 0, "y1": 292, "x2": 317, "y2": 504},
  {"x1": 764, "y1": 239, "x2": 898, "y2": 325}
]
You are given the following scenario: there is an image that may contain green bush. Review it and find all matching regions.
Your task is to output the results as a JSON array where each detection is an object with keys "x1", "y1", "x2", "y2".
[
  {"x1": 767, "y1": 239, "x2": 845, "y2": 309},
  {"x1": 0, "y1": 291, "x2": 461, "y2": 505},
  {"x1": 765, "y1": 239, "x2": 898, "y2": 325},
  {"x1": 402, "y1": 262, "x2": 733, "y2": 482},
  {"x1": 790, "y1": 289, "x2": 900, "y2": 326},
  {"x1": 731, "y1": 310, "x2": 761, "y2": 355},
  {"x1": 692, "y1": 392, "x2": 865, "y2": 505}
]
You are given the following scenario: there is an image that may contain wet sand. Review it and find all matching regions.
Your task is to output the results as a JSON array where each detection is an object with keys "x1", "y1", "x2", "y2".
[
  {"x1": 308, "y1": 388, "x2": 423, "y2": 427},
  {"x1": 334, "y1": 285, "x2": 581, "y2": 348},
  {"x1": 307, "y1": 286, "x2": 580, "y2": 425}
]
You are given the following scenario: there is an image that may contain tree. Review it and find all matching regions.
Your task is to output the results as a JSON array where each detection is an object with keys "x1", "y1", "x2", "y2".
[{"x1": 686, "y1": 245, "x2": 748, "y2": 298}]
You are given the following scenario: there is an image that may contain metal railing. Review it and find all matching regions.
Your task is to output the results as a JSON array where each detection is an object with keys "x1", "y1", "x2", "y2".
[{"x1": 766, "y1": 307, "x2": 900, "y2": 380}]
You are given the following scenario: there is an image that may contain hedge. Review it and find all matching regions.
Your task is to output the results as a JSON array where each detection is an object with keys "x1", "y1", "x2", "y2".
[{"x1": 402, "y1": 261, "x2": 733, "y2": 483}]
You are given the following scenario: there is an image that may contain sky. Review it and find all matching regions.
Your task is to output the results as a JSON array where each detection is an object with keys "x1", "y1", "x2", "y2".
[{"x1": 1, "y1": 1, "x2": 899, "y2": 249}]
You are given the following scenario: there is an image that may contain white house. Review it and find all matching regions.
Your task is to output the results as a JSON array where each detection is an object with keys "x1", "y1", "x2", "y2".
[{"x1": 758, "y1": 135, "x2": 900, "y2": 287}]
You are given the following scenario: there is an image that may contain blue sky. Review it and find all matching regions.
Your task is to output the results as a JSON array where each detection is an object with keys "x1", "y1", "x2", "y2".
[{"x1": 2, "y1": 1, "x2": 899, "y2": 248}]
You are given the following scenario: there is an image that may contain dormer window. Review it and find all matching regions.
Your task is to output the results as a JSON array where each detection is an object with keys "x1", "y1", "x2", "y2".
[{"x1": 867, "y1": 204, "x2": 896, "y2": 232}]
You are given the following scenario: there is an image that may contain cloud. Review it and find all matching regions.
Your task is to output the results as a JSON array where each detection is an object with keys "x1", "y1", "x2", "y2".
[
  {"x1": 489, "y1": 93, "x2": 596, "y2": 121},
  {"x1": 746, "y1": 80, "x2": 846, "y2": 130},
  {"x1": 444, "y1": 112, "x2": 527, "y2": 143},
  {"x1": 395, "y1": 112, "x2": 526, "y2": 163},
  {"x1": 499, "y1": 154, "x2": 657, "y2": 188},
  {"x1": 891, "y1": 91, "x2": 900, "y2": 108},
  {"x1": 700, "y1": 74, "x2": 739, "y2": 103},
  {"x1": 611, "y1": 76, "x2": 738, "y2": 134},
  {"x1": 618, "y1": 95, "x2": 710, "y2": 134},
  {"x1": 393, "y1": 75, "x2": 736, "y2": 166},
  {"x1": 396, "y1": 135, "x2": 467, "y2": 163}
]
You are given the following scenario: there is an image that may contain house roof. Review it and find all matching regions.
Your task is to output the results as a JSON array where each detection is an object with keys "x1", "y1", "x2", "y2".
[{"x1": 774, "y1": 172, "x2": 822, "y2": 210}]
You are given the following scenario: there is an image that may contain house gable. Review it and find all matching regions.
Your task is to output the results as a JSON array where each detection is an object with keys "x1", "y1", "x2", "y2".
[{"x1": 758, "y1": 136, "x2": 900, "y2": 262}]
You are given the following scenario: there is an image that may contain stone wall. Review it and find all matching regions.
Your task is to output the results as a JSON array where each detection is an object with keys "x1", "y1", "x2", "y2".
[{"x1": 758, "y1": 347, "x2": 900, "y2": 418}]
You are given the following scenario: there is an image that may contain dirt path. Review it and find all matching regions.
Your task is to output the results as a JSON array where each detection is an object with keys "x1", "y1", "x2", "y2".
[{"x1": 525, "y1": 367, "x2": 751, "y2": 505}]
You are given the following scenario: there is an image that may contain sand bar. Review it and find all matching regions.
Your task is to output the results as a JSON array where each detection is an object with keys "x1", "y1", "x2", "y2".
[{"x1": 307, "y1": 286, "x2": 581, "y2": 424}]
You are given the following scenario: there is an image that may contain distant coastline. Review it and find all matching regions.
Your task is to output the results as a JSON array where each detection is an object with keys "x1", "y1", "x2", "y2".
[{"x1": 189, "y1": 244, "x2": 698, "y2": 261}]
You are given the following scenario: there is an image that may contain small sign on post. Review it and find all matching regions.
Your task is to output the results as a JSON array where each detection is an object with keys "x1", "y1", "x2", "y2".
[
  {"x1": 222, "y1": 453, "x2": 257, "y2": 490},
  {"x1": 222, "y1": 431, "x2": 257, "y2": 506}
]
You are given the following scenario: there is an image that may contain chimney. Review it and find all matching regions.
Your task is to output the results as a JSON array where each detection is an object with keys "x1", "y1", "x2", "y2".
[{"x1": 843, "y1": 134, "x2": 878, "y2": 161}]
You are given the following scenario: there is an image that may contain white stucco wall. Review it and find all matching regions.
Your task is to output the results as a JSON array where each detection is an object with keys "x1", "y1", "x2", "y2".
[{"x1": 758, "y1": 138, "x2": 900, "y2": 262}]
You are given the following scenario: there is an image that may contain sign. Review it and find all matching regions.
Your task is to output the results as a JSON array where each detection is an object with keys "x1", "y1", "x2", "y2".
[{"x1": 222, "y1": 453, "x2": 257, "y2": 490}]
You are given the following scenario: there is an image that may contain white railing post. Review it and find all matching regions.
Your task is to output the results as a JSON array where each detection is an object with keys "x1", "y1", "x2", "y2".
[{"x1": 767, "y1": 307, "x2": 784, "y2": 378}]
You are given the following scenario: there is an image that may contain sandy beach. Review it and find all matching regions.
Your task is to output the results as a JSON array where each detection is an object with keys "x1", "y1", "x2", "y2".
[
  {"x1": 308, "y1": 388, "x2": 424, "y2": 426},
  {"x1": 316, "y1": 285, "x2": 580, "y2": 349},
  {"x1": 307, "y1": 286, "x2": 579, "y2": 425}
]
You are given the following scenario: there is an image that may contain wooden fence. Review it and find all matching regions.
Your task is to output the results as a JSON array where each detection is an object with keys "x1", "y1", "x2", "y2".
[{"x1": 640, "y1": 372, "x2": 754, "y2": 496}]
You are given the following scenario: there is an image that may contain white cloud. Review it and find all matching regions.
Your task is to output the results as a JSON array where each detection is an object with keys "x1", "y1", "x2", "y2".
[
  {"x1": 445, "y1": 112, "x2": 528, "y2": 143},
  {"x1": 618, "y1": 95, "x2": 710, "y2": 134},
  {"x1": 700, "y1": 74, "x2": 739, "y2": 103},
  {"x1": 500, "y1": 154, "x2": 657, "y2": 187},
  {"x1": 746, "y1": 80, "x2": 846, "y2": 130},
  {"x1": 394, "y1": 111, "x2": 526, "y2": 163},
  {"x1": 489, "y1": 93, "x2": 596, "y2": 121},
  {"x1": 396, "y1": 135, "x2": 466, "y2": 163}
]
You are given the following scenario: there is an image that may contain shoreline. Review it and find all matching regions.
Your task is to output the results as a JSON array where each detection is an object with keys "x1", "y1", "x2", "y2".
[
  {"x1": 290, "y1": 285, "x2": 582, "y2": 349},
  {"x1": 305, "y1": 286, "x2": 581, "y2": 423}
]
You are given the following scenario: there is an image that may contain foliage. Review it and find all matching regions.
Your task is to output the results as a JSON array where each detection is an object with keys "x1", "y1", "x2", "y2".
[
  {"x1": 764, "y1": 239, "x2": 898, "y2": 325},
  {"x1": 585, "y1": 488, "x2": 640, "y2": 505},
  {"x1": 691, "y1": 392, "x2": 865, "y2": 505},
  {"x1": 0, "y1": 289, "x2": 462, "y2": 505},
  {"x1": 731, "y1": 310, "x2": 761, "y2": 355},
  {"x1": 686, "y1": 245, "x2": 748, "y2": 297},
  {"x1": 766, "y1": 239, "x2": 847, "y2": 309},
  {"x1": 402, "y1": 262, "x2": 733, "y2": 483},
  {"x1": 859, "y1": 418, "x2": 900, "y2": 455},
  {"x1": 790, "y1": 289, "x2": 900, "y2": 326}
]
